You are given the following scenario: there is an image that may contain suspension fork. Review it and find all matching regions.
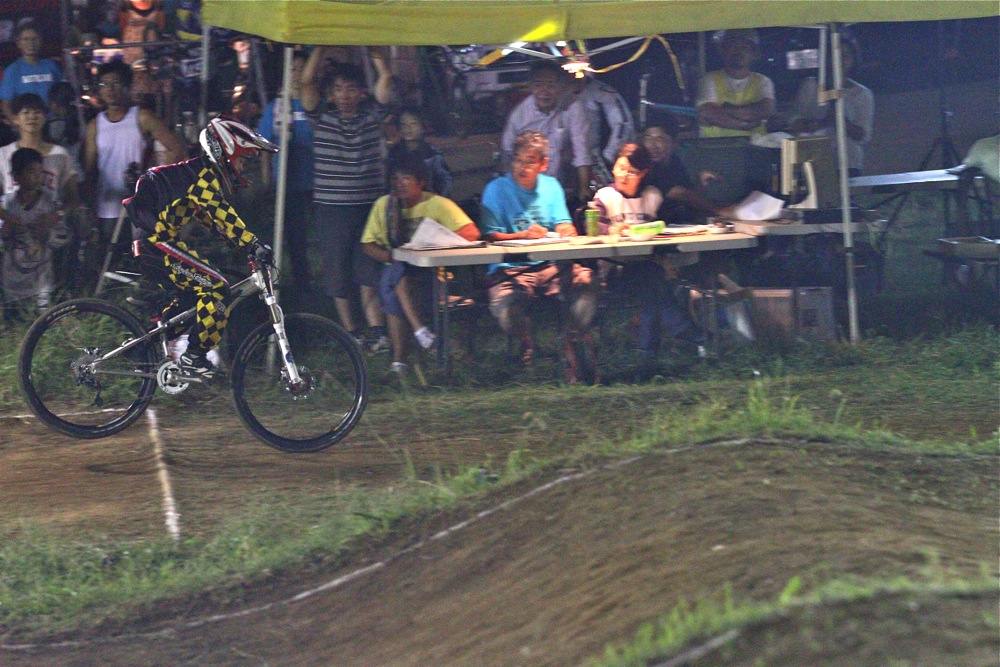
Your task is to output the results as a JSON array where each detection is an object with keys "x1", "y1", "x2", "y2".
[
  {"x1": 263, "y1": 292, "x2": 303, "y2": 385},
  {"x1": 254, "y1": 265, "x2": 304, "y2": 386}
]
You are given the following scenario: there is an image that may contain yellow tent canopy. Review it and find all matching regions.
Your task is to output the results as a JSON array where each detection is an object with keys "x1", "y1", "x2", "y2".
[
  {"x1": 201, "y1": 0, "x2": 997, "y2": 343},
  {"x1": 202, "y1": 0, "x2": 997, "y2": 46}
]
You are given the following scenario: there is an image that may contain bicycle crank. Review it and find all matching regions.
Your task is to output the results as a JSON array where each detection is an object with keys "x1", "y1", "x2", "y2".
[{"x1": 156, "y1": 360, "x2": 191, "y2": 394}]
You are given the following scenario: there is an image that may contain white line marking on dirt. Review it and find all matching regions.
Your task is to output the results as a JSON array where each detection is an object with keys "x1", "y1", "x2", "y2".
[
  {"x1": 0, "y1": 455, "x2": 645, "y2": 651},
  {"x1": 147, "y1": 408, "x2": 180, "y2": 541},
  {"x1": 8, "y1": 438, "x2": 984, "y2": 652}
]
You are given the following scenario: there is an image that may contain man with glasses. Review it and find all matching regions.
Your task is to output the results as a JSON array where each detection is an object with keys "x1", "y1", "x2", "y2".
[
  {"x1": 83, "y1": 60, "x2": 186, "y2": 280},
  {"x1": 500, "y1": 60, "x2": 593, "y2": 209},
  {"x1": 480, "y1": 130, "x2": 597, "y2": 382}
]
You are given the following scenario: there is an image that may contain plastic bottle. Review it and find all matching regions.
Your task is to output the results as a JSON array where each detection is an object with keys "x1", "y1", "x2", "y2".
[{"x1": 585, "y1": 207, "x2": 600, "y2": 237}]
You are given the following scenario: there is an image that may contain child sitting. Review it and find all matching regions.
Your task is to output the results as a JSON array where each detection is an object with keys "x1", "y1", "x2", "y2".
[
  {"x1": 1, "y1": 147, "x2": 69, "y2": 317},
  {"x1": 361, "y1": 155, "x2": 479, "y2": 375},
  {"x1": 591, "y1": 142, "x2": 663, "y2": 235},
  {"x1": 590, "y1": 143, "x2": 706, "y2": 378}
]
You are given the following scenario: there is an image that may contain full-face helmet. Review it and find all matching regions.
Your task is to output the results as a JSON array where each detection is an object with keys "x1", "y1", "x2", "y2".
[{"x1": 199, "y1": 116, "x2": 278, "y2": 192}]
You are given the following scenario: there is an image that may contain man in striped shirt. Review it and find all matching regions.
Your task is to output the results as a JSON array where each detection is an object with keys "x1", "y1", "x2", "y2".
[{"x1": 301, "y1": 46, "x2": 394, "y2": 351}]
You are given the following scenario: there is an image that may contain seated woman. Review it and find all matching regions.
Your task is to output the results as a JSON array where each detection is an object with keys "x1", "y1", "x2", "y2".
[
  {"x1": 590, "y1": 143, "x2": 707, "y2": 378},
  {"x1": 361, "y1": 155, "x2": 480, "y2": 375}
]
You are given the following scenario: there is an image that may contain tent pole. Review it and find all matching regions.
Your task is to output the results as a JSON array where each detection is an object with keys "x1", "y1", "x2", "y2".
[
  {"x1": 58, "y1": 11, "x2": 88, "y2": 150},
  {"x1": 817, "y1": 25, "x2": 828, "y2": 101},
  {"x1": 200, "y1": 29, "x2": 210, "y2": 126},
  {"x1": 59, "y1": 0, "x2": 71, "y2": 42},
  {"x1": 831, "y1": 23, "x2": 859, "y2": 343},
  {"x1": 272, "y1": 46, "x2": 293, "y2": 305},
  {"x1": 638, "y1": 73, "x2": 649, "y2": 127}
]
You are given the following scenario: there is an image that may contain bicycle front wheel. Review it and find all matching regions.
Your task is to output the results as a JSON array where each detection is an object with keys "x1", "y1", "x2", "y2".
[
  {"x1": 231, "y1": 313, "x2": 368, "y2": 453},
  {"x1": 18, "y1": 298, "x2": 157, "y2": 439}
]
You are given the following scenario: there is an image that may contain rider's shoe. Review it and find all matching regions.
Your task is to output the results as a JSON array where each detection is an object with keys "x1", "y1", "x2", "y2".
[{"x1": 179, "y1": 350, "x2": 217, "y2": 382}]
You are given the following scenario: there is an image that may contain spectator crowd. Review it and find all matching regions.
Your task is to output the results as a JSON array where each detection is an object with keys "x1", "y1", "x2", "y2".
[{"x1": 0, "y1": 9, "x2": 886, "y2": 382}]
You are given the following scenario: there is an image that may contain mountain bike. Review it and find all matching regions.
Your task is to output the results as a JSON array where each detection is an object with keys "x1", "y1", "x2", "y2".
[{"x1": 17, "y1": 252, "x2": 368, "y2": 453}]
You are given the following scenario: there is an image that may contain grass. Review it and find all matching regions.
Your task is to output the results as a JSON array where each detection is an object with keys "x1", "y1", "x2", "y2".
[
  {"x1": 588, "y1": 570, "x2": 998, "y2": 667},
  {"x1": 0, "y1": 466, "x2": 515, "y2": 636},
  {"x1": 0, "y1": 367, "x2": 995, "y2": 638},
  {"x1": 0, "y1": 193, "x2": 996, "y2": 638}
]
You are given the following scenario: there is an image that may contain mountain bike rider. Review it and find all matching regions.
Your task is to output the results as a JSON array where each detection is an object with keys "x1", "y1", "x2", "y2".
[{"x1": 123, "y1": 116, "x2": 278, "y2": 381}]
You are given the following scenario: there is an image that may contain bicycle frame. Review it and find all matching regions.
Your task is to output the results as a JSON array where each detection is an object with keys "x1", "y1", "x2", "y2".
[{"x1": 88, "y1": 260, "x2": 302, "y2": 387}]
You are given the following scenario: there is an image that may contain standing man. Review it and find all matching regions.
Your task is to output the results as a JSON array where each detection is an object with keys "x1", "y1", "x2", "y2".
[
  {"x1": 83, "y1": 61, "x2": 187, "y2": 262},
  {"x1": 790, "y1": 34, "x2": 873, "y2": 177},
  {"x1": 300, "y1": 46, "x2": 394, "y2": 351},
  {"x1": 480, "y1": 130, "x2": 597, "y2": 383},
  {"x1": 570, "y1": 72, "x2": 636, "y2": 187},
  {"x1": 501, "y1": 60, "x2": 593, "y2": 208},
  {"x1": 696, "y1": 29, "x2": 775, "y2": 139},
  {"x1": 0, "y1": 21, "x2": 64, "y2": 124}
]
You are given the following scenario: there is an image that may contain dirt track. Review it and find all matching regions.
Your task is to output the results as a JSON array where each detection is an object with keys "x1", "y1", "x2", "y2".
[{"x1": 2, "y1": 423, "x2": 996, "y2": 666}]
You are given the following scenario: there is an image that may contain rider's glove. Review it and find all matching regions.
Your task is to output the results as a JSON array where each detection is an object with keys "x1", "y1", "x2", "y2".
[{"x1": 250, "y1": 240, "x2": 274, "y2": 266}]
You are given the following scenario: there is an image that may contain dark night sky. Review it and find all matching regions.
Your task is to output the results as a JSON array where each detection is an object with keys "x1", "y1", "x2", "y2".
[{"x1": 592, "y1": 17, "x2": 999, "y2": 109}]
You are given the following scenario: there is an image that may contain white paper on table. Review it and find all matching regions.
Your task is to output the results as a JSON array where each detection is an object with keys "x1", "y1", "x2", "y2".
[
  {"x1": 731, "y1": 191, "x2": 786, "y2": 221},
  {"x1": 491, "y1": 237, "x2": 568, "y2": 247},
  {"x1": 398, "y1": 218, "x2": 485, "y2": 250}
]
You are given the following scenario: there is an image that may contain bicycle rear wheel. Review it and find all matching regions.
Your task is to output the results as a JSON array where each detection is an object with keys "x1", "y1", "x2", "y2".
[
  {"x1": 231, "y1": 313, "x2": 368, "y2": 453},
  {"x1": 18, "y1": 298, "x2": 157, "y2": 438}
]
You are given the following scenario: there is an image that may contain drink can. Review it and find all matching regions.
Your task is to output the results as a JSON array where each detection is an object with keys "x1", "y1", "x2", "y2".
[{"x1": 585, "y1": 208, "x2": 600, "y2": 236}]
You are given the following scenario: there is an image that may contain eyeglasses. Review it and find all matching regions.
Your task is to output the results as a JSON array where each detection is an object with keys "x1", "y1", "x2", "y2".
[
  {"x1": 613, "y1": 166, "x2": 642, "y2": 179},
  {"x1": 97, "y1": 81, "x2": 125, "y2": 89},
  {"x1": 512, "y1": 157, "x2": 543, "y2": 168}
]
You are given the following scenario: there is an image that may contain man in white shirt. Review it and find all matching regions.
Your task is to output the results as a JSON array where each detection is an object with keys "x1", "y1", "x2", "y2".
[
  {"x1": 570, "y1": 73, "x2": 635, "y2": 186},
  {"x1": 83, "y1": 60, "x2": 186, "y2": 254},
  {"x1": 501, "y1": 61, "x2": 593, "y2": 207},
  {"x1": 790, "y1": 35, "x2": 874, "y2": 176}
]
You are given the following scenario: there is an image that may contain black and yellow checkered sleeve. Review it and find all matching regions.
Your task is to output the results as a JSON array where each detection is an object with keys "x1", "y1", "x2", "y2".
[
  {"x1": 189, "y1": 168, "x2": 257, "y2": 248},
  {"x1": 149, "y1": 197, "x2": 198, "y2": 243}
]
